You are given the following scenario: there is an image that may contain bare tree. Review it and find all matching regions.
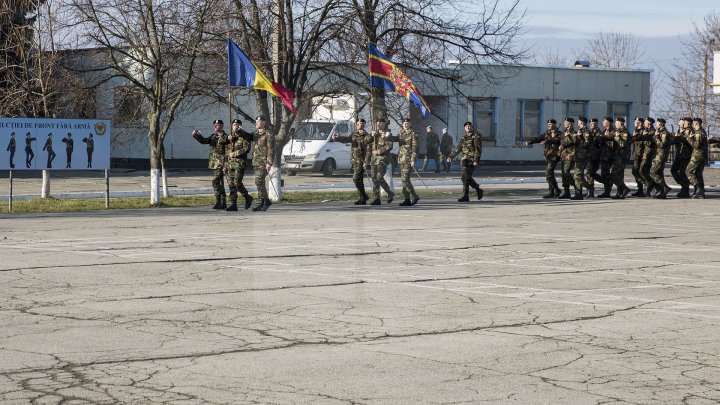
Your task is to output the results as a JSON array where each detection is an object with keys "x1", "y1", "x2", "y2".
[
  {"x1": 57, "y1": 0, "x2": 217, "y2": 205},
  {"x1": 577, "y1": 31, "x2": 645, "y2": 69},
  {"x1": 530, "y1": 46, "x2": 573, "y2": 67}
]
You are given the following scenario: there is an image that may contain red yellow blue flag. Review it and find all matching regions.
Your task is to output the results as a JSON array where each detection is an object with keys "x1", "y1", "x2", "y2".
[{"x1": 368, "y1": 44, "x2": 430, "y2": 118}]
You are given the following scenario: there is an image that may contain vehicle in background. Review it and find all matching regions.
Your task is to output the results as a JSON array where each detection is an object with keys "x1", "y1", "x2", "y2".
[{"x1": 281, "y1": 119, "x2": 353, "y2": 176}]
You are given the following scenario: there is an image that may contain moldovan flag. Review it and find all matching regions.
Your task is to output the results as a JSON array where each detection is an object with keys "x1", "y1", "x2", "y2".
[
  {"x1": 228, "y1": 38, "x2": 297, "y2": 114},
  {"x1": 368, "y1": 43, "x2": 430, "y2": 118}
]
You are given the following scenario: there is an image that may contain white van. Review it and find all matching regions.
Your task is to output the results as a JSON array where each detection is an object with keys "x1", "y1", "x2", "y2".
[{"x1": 281, "y1": 119, "x2": 353, "y2": 176}]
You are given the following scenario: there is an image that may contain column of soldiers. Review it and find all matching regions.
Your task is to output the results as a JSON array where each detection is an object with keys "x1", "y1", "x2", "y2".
[{"x1": 528, "y1": 116, "x2": 712, "y2": 200}]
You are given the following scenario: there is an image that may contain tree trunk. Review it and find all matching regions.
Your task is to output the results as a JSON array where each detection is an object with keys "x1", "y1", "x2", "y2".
[
  {"x1": 268, "y1": 166, "x2": 282, "y2": 202},
  {"x1": 41, "y1": 170, "x2": 50, "y2": 198},
  {"x1": 150, "y1": 145, "x2": 161, "y2": 206},
  {"x1": 160, "y1": 145, "x2": 169, "y2": 197}
]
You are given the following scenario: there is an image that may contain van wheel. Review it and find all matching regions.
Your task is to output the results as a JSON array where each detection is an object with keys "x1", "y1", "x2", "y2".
[
  {"x1": 287, "y1": 170, "x2": 297, "y2": 176},
  {"x1": 321, "y1": 159, "x2": 335, "y2": 176}
]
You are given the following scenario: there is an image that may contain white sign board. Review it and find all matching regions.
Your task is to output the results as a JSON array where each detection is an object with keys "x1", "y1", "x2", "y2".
[
  {"x1": 0, "y1": 118, "x2": 110, "y2": 170},
  {"x1": 714, "y1": 51, "x2": 720, "y2": 95}
]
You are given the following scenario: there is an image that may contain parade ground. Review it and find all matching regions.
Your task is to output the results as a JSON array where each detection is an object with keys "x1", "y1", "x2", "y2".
[{"x1": 1, "y1": 184, "x2": 720, "y2": 404}]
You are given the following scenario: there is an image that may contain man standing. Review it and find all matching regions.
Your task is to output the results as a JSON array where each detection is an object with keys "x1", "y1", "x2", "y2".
[
  {"x1": 526, "y1": 119, "x2": 562, "y2": 198},
  {"x1": 422, "y1": 125, "x2": 440, "y2": 173},
  {"x1": 448, "y1": 121, "x2": 483, "y2": 202},
  {"x1": 440, "y1": 128, "x2": 453, "y2": 173},
  {"x1": 192, "y1": 119, "x2": 228, "y2": 209},
  {"x1": 611, "y1": 117, "x2": 630, "y2": 199},
  {"x1": 686, "y1": 118, "x2": 708, "y2": 199},
  {"x1": 6, "y1": 132, "x2": 16, "y2": 168},
  {"x1": 25, "y1": 132, "x2": 36, "y2": 168},
  {"x1": 225, "y1": 119, "x2": 254, "y2": 211},
  {"x1": 596, "y1": 117, "x2": 616, "y2": 198},
  {"x1": 332, "y1": 119, "x2": 371, "y2": 204},
  {"x1": 396, "y1": 118, "x2": 420, "y2": 206},
  {"x1": 639, "y1": 118, "x2": 657, "y2": 196},
  {"x1": 61, "y1": 133, "x2": 74, "y2": 168},
  {"x1": 649, "y1": 118, "x2": 672, "y2": 199},
  {"x1": 250, "y1": 116, "x2": 274, "y2": 211},
  {"x1": 366, "y1": 118, "x2": 395, "y2": 205},
  {"x1": 586, "y1": 118, "x2": 603, "y2": 197},
  {"x1": 82, "y1": 134, "x2": 94, "y2": 168},
  {"x1": 558, "y1": 117, "x2": 576, "y2": 199},
  {"x1": 571, "y1": 117, "x2": 592, "y2": 200},
  {"x1": 630, "y1": 117, "x2": 645, "y2": 196},
  {"x1": 43, "y1": 133, "x2": 56, "y2": 168},
  {"x1": 671, "y1": 117, "x2": 693, "y2": 198}
]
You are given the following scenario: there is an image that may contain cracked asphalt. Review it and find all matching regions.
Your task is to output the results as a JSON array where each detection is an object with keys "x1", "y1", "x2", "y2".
[{"x1": 1, "y1": 193, "x2": 720, "y2": 404}]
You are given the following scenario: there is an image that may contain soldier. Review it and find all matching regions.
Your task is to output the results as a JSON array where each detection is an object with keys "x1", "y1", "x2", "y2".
[
  {"x1": 61, "y1": 133, "x2": 73, "y2": 168},
  {"x1": 250, "y1": 116, "x2": 275, "y2": 211},
  {"x1": 422, "y1": 125, "x2": 440, "y2": 173},
  {"x1": 671, "y1": 117, "x2": 693, "y2": 198},
  {"x1": 571, "y1": 117, "x2": 592, "y2": 200},
  {"x1": 447, "y1": 121, "x2": 483, "y2": 202},
  {"x1": 192, "y1": 119, "x2": 228, "y2": 209},
  {"x1": 586, "y1": 118, "x2": 603, "y2": 197},
  {"x1": 25, "y1": 132, "x2": 36, "y2": 168},
  {"x1": 224, "y1": 119, "x2": 254, "y2": 211},
  {"x1": 332, "y1": 119, "x2": 371, "y2": 204},
  {"x1": 611, "y1": 117, "x2": 631, "y2": 199},
  {"x1": 365, "y1": 118, "x2": 395, "y2": 205},
  {"x1": 596, "y1": 117, "x2": 616, "y2": 198},
  {"x1": 396, "y1": 118, "x2": 420, "y2": 206},
  {"x1": 557, "y1": 117, "x2": 576, "y2": 199},
  {"x1": 440, "y1": 128, "x2": 453, "y2": 173},
  {"x1": 649, "y1": 118, "x2": 672, "y2": 199},
  {"x1": 82, "y1": 133, "x2": 94, "y2": 168},
  {"x1": 639, "y1": 117, "x2": 657, "y2": 196},
  {"x1": 43, "y1": 133, "x2": 56, "y2": 168},
  {"x1": 630, "y1": 117, "x2": 645, "y2": 196},
  {"x1": 686, "y1": 118, "x2": 708, "y2": 199},
  {"x1": 6, "y1": 132, "x2": 16, "y2": 168},
  {"x1": 525, "y1": 119, "x2": 561, "y2": 198}
]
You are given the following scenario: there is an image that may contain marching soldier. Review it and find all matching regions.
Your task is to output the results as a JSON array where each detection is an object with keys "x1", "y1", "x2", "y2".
[
  {"x1": 61, "y1": 133, "x2": 74, "y2": 168},
  {"x1": 558, "y1": 117, "x2": 576, "y2": 199},
  {"x1": 396, "y1": 118, "x2": 420, "y2": 206},
  {"x1": 671, "y1": 117, "x2": 693, "y2": 198},
  {"x1": 422, "y1": 125, "x2": 440, "y2": 173},
  {"x1": 526, "y1": 119, "x2": 562, "y2": 198},
  {"x1": 224, "y1": 119, "x2": 254, "y2": 211},
  {"x1": 630, "y1": 117, "x2": 645, "y2": 196},
  {"x1": 585, "y1": 118, "x2": 602, "y2": 197},
  {"x1": 572, "y1": 117, "x2": 592, "y2": 200},
  {"x1": 25, "y1": 132, "x2": 36, "y2": 168},
  {"x1": 365, "y1": 118, "x2": 395, "y2": 205},
  {"x1": 611, "y1": 117, "x2": 631, "y2": 199},
  {"x1": 250, "y1": 116, "x2": 275, "y2": 211},
  {"x1": 447, "y1": 121, "x2": 483, "y2": 202},
  {"x1": 596, "y1": 117, "x2": 616, "y2": 198},
  {"x1": 43, "y1": 133, "x2": 56, "y2": 168},
  {"x1": 639, "y1": 117, "x2": 657, "y2": 196},
  {"x1": 192, "y1": 119, "x2": 228, "y2": 209},
  {"x1": 6, "y1": 132, "x2": 16, "y2": 168},
  {"x1": 82, "y1": 133, "x2": 94, "y2": 168},
  {"x1": 686, "y1": 118, "x2": 708, "y2": 199},
  {"x1": 440, "y1": 128, "x2": 453, "y2": 173},
  {"x1": 649, "y1": 118, "x2": 672, "y2": 199},
  {"x1": 332, "y1": 119, "x2": 371, "y2": 204}
]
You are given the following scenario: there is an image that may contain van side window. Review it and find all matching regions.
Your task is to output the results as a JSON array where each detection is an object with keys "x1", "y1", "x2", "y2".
[{"x1": 336, "y1": 122, "x2": 349, "y2": 134}]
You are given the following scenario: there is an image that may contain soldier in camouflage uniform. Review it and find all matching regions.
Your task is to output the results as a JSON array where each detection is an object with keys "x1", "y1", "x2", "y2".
[
  {"x1": 630, "y1": 117, "x2": 646, "y2": 196},
  {"x1": 440, "y1": 128, "x2": 453, "y2": 173},
  {"x1": 571, "y1": 117, "x2": 592, "y2": 200},
  {"x1": 422, "y1": 125, "x2": 440, "y2": 173},
  {"x1": 332, "y1": 119, "x2": 371, "y2": 204},
  {"x1": 585, "y1": 118, "x2": 603, "y2": 197},
  {"x1": 365, "y1": 118, "x2": 395, "y2": 205},
  {"x1": 447, "y1": 121, "x2": 483, "y2": 202},
  {"x1": 557, "y1": 117, "x2": 576, "y2": 199},
  {"x1": 611, "y1": 117, "x2": 631, "y2": 199},
  {"x1": 192, "y1": 119, "x2": 228, "y2": 209},
  {"x1": 649, "y1": 118, "x2": 672, "y2": 199},
  {"x1": 671, "y1": 117, "x2": 693, "y2": 198},
  {"x1": 639, "y1": 118, "x2": 657, "y2": 196},
  {"x1": 596, "y1": 117, "x2": 616, "y2": 198},
  {"x1": 250, "y1": 116, "x2": 275, "y2": 211},
  {"x1": 224, "y1": 119, "x2": 254, "y2": 211},
  {"x1": 396, "y1": 118, "x2": 420, "y2": 206},
  {"x1": 526, "y1": 119, "x2": 562, "y2": 198},
  {"x1": 686, "y1": 118, "x2": 708, "y2": 199}
]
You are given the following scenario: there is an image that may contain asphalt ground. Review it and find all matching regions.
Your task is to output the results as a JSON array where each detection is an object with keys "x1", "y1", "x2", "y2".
[{"x1": 1, "y1": 189, "x2": 719, "y2": 403}]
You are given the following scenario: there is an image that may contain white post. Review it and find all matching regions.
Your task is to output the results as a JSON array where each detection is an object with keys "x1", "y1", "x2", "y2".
[
  {"x1": 41, "y1": 170, "x2": 50, "y2": 198},
  {"x1": 105, "y1": 170, "x2": 110, "y2": 208},
  {"x1": 268, "y1": 165, "x2": 282, "y2": 202},
  {"x1": 150, "y1": 168, "x2": 160, "y2": 205},
  {"x1": 8, "y1": 171, "x2": 12, "y2": 212}
]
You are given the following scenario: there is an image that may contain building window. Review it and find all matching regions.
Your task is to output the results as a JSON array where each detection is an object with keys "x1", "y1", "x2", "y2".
[
  {"x1": 564, "y1": 101, "x2": 587, "y2": 120},
  {"x1": 469, "y1": 98, "x2": 496, "y2": 142},
  {"x1": 114, "y1": 86, "x2": 143, "y2": 125},
  {"x1": 607, "y1": 102, "x2": 630, "y2": 123},
  {"x1": 516, "y1": 99, "x2": 542, "y2": 142}
]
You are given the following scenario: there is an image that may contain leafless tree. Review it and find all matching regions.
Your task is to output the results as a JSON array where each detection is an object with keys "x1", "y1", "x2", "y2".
[
  {"x1": 530, "y1": 46, "x2": 573, "y2": 67},
  {"x1": 577, "y1": 31, "x2": 645, "y2": 69}
]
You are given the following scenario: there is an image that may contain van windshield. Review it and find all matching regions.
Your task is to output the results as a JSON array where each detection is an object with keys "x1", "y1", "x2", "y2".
[{"x1": 294, "y1": 122, "x2": 335, "y2": 141}]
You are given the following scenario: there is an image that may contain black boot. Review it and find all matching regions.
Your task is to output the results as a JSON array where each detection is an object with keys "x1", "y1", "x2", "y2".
[
  {"x1": 370, "y1": 198, "x2": 381, "y2": 205},
  {"x1": 597, "y1": 184, "x2": 612, "y2": 198},
  {"x1": 411, "y1": 196, "x2": 420, "y2": 205},
  {"x1": 220, "y1": 196, "x2": 227, "y2": 210},
  {"x1": 225, "y1": 197, "x2": 238, "y2": 211},
  {"x1": 458, "y1": 193, "x2": 469, "y2": 202},
  {"x1": 553, "y1": 185, "x2": 562, "y2": 198},
  {"x1": 676, "y1": 186, "x2": 691, "y2": 199},
  {"x1": 475, "y1": 186, "x2": 484, "y2": 200},
  {"x1": 653, "y1": 186, "x2": 667, "y2": 199},
  {"x1": 399, "y1": 199, "x2": 412, "y2": 206},
  {"x1": 243, "y1": 194, "x2": 253, "y2": 209},
  {"x1": 643, "y1": 184, "x2": 655, "y2": 197},
  {"x1": 251, "y1": 198, "x2": 265, "y2": 211},
  {"x1": 542, "y1": 187, "x2": 555, "y2": 199},
  {"x1": 586, "y1": 186, "x2": 595, "y2": 198},
  {"x1": 558, "y1": 187, "x2": 571, "y2": 199},
  {"x1": 631, "y1": 184, "x2": 644, "y2": 197},
  {"x1": 570, "y1": 188, "x2": 584, "y2": 200},
  {"x1": 693, "y1": 188, "x2": 706, "y2": 199},
  {"x1": 663, "y1": 184, "x2": 672, "y2": 194},
  {"x1": 354, "y1": 193, "x2": 368, "y2": 205},
  {"x1": 212, "y1": 196, "x2": 222, "y2": 209},
  {"x1": 386, "y1": 191, "x2": 395, "y2": 204}
]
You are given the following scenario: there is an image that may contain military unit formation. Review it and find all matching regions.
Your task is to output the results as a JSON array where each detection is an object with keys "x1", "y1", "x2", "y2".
[{"x1": 193, "y1": 115, "x2": 715, "y2": 212}]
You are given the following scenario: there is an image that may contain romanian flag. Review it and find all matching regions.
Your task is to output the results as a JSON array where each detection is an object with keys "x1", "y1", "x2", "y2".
[
  {"x1": 228, "y1": 38, "x2": 297, "y2": 114},
  {"x1": 368, "y1": 44, "x2": 430, "y2": 118}
]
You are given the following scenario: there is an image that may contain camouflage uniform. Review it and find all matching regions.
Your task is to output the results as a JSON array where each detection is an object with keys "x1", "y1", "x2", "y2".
[
  {"x1": 639, "y1": 125, "x2": 656, "y2": 193},
  {"x1": 365, "y1": 129, "x2": 395, "y2": 203},
  {"x1": 611, "y1": 125, "x2": 630, "y2": 198},
  {"x1": 527, "y1": 127, "x2": 561, "y2": 197},
  {"x1": 251, "y1": 129, "x2": 274, "y2": 203},
  {"x1": 586, "y1": 126, "x2": 603, "y2": 188},
  {"x1": 596, "y1": 126, "x2": 616, "y2": 197},
  {"x1": 422, "y1": 130, "x2": 440, "y2": 172},
  {"x1": 671, "y1": 127, "x2": 692, "y2": 197},
  {"x1": 686, "y1": 126, "x2": 708, "y2": 198},
  {"x1": 559, "y1": 126, "x2": 576, "y2": 198},
  {"x1": 226, "y1": 129, "x2": 254, "y2": 209},
  {"x1": 193, "y1": 129, "x2": 228, "y2": 199},
  {"x1": 440, "y1": 132, "x2": 454, "y2": 172},
  {"x1": 397, "y1": 128, "x2": 420, "y2": 204},
  {"x1": 572, "y1": 126, "x2": 592, "y2": 197},
  {"x1": 449, "y1": 131, "x2": 482, "y2": 201},
  {"x1": 334, "y1": 129, "x2": 371, "y2": 202},
  {"x1": 631, "y1": 124, "x2": 645, "y2": 194},
  {"x1": 649, "y1": 125, "x2": 672, "y2": 198}
]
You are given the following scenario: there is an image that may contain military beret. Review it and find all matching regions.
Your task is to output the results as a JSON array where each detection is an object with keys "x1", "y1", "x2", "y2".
[
  {"x1": 646, "y1": 117, "x2": 655, "y2": 123},
  {"x1": 463, "y1": 121, "x2": 473, "y2": 127},
  {"x1": 376, "y1": 118, "x2": 387, "y2": 123},
  {"x1": 578, "y1": 116, "x2": 588, "y2": 124},
  {"x1": 232, "y1": 119, "x2": 241, "y2": 125},
  {"x1": 694, "y1": 118, "x2": 703, "y2": 124},
  {"x1": 603, "y1": 116, "x2": 613, "y2": 122},
  {"x1": 255, "y1": 116, "x2": 266, "y2": 121},
  {"x1": 402, "y1": 118, "x2": 411, "y2": 123},
  {"x1": 616, "y1": 117, "x2": 626, "y2": 123},
  {"x1": 590, "y1": 118, "x2": 599, "y2": 123},
  {"x1": 358, "y1": 118, "x2": 366, "y2": 123},
  {"x1": 634, "y1": 117, "x2": 644, "y2": 122},
  {"x1": 657, "y1": 118, "x2": 666, "y2": 124},
  {"x1": 426, "y1": 125, "x2": 432, "y2": 129},
  {"x1": 213, "y1": 119, "x2": 224, "y2": 125},
  {"x1": 685, "y1": 117, "x2": 694, "y2": 123},
  {"x1": 547, "y1": 119, "x2": 556, "y2": 124},
  {"x1": 564, "y1": 117, "x2": 574, "y2": 123}
]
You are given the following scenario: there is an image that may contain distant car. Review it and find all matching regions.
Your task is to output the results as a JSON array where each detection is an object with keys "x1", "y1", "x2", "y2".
[{"x1": 281, "y1": 120, "x2": 353, "y2": 176}]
